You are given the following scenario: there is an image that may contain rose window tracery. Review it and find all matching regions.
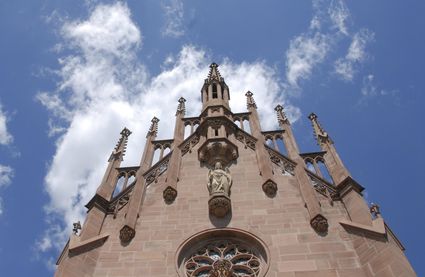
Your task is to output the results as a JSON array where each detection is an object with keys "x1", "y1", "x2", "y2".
[{"x1": 184, "y1": 241, "x2": 261, "y2": 277}]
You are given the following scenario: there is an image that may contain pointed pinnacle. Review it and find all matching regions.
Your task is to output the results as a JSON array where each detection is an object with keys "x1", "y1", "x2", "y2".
[
  {"x1": 275, "y1": 104, "x2": 289, "y2": 125},
  {"x1": 147, "y1": 117, "x2": 159, "y2": 138},
  {"x1": 120, "y1": 127, "x2": 132, "y2": 138},
  {"x1": 207, "y1": 62, "x2": 223, "y2": 82},
  {"x1": 111, "y1": 127, "x2": 131, "y2": 161},
  {"x1": 308, "y1": 113, "x2": 332, "y2": 145},
  {"x1": 245, "y1": 91, "x2": 257, "y2": 109},
  {"x1": 176, "y1": 97, "x2": 186, "y2": 115}
]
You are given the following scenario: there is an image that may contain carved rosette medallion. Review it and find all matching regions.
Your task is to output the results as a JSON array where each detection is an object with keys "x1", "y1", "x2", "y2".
[
  {"x1": 262, "y1": 180, "x2": 277, "y2": 197},
  {"x1": 210, "y1": 259, "x2": 233, "y2": 277},
  {"x1": 119, "y1": 225, "x2": 135, "y2": 243},
  {"x1": 310, "y1": 214, "x2": 329, "y2": 233},
  {"x1": 209, "y1": 194, "x2": 231, "y2": 218},
  {"x1": 163, "y1": 186, "x2": 178, "y2": 204}
]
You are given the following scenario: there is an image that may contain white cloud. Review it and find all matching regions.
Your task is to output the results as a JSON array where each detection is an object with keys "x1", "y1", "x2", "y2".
[
  {"x1": 361, "y1": 74, "x2": 387, "y2": 97},
  {"x1": 161, "y1": 0, "x2": 185, "y2": 38},
  {"x1": 286, "y1": 32, "x2": 330, "y2": 88},
  {"x1": 0, "y1": 103, "x2": 13, "y2": 145},
  {"x1": 0, "y1": 165, "x2": 13, "y2": 216},
  {"x1": 335, "y1": 29, "x2": 374, "y2": 81},
  {"x1": 0, "y1": 165, "x2": 13, "y2": 189},
  {"x1": 328, "y1": 0, "x2": 350, "y2": 35},
  {"x1": 37, "y1": 2, "x2": 296, "y2": 258},
  {"x1": 284, "y1": 0, "x2": 372, "y2": 89}
]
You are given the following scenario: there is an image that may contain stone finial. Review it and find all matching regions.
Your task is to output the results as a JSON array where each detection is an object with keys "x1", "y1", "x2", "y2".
[
  {"x1": 114, "y1": 127, "x2": 132, "y2": 152},
  {"x1": 176, "y1": 97, "x2": 186, "y2": 116},
  {"x1": 110, "y1": 127, "x2": 132, "y2": 161},
  {"x1": 370, "y1": 203, "x2": 381, "y2": 218},
  {"x1": 308, "y1": 113, "x2": 333, "y2": 145},
  {"x1": 275, "y1": 104, "x2": 290, "y2": 125},
  {"x1": 245, "y1": 91, "x2": 257, "y2": 109},
  {"x1": 206, "y1": 62, "x2": 224, "y2": 83},
  {"x1": 72, "y1": 221, "x2": 81, "y2": 235},
  {"x1": 147, "y1": 117, "x2": 159, "y2": 138}
]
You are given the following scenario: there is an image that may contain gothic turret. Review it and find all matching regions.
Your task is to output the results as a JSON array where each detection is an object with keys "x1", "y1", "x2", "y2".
[{"x1": 201, "y1": 63, "x2": 230, "y2": 111}]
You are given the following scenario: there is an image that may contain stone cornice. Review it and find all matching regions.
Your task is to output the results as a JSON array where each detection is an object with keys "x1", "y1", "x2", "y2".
[
  {"x1": 340, "y1": 218, "x2": 386, "y2": 237},
  {"x1": 336, "y1": 176, "x2": 365, "y2": 197},
  {"x1": 338, "y1": 217, "x2": 408, "y2": 251},
  {"x1": 85, "y1": 194, "x2": 110, "y2": 213},
  {"x1": 69, "y1": 233, "x2": 109, "y2": 255},
  {"x1": 299, "y1": 151, "x2": 327, "y2": 160},
  {"x1": 200, "y1": 105, "x2": 233, "y2": 118},
  {"x1": 56, "y1": 233, "x2": 110, "y2": 265}
]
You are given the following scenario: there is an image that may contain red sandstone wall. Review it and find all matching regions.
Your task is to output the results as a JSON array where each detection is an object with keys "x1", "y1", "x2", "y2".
[{"x1": 56, "y1": 138, "x2": 416, "y2": 276}]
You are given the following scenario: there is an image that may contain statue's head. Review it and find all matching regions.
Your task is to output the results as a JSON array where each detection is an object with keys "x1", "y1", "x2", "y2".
[{"x1": 214, "y1": 162, "x2": 222, "y2": 170}]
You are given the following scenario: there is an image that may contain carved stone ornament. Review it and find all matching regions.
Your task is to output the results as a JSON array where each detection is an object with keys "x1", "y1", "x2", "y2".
[
  {"x1": 207, "y1": 162, "x2": 232, "y2": 217},
  {"x1": 163, "y1": 186, "x2": 178, "y2": 204},
  {"x1": 262, "y1": 180, "x2": 277, "y2": 197},
  {"x1": 210, "y1": 259, "x2": 233, "y2": 277},
  {"x1": 310, "y1": 214, "x2": 329, "y2": 233},
  {"x1": 209, "y1": 194, "x2": 231, "y2": 218},
  {"x1": 370, "y1": 203, "x2": 381, "y2": 218},
  {"x1": 119, "y1": 225, "x2": 135, "y2": 243},
  {"x1": 198, "y1": 138, "x2": 238, "y2": 167}
]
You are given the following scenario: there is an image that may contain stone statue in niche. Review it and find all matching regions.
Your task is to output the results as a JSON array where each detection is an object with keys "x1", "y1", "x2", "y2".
[
  {"x1": 207, "y1": 162, "x2": 232, "y2": 197},
  {"x1": 207, "y1": 162, "x2": 232, "y2": 218}
]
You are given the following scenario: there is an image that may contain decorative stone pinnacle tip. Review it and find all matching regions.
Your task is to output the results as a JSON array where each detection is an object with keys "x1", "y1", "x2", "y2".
[
  {"x1": 151, "y1": 116, "x2": 159, "y2": 123},
  {"x1": 275, "y1": 104, "x2": 283, "y2": 111},
  {"x1": 370, "y1": 203, "x2": 381, "y2": 217},
  {"x1": 120, "y1": 127, "x2": 132, "y2": 137},
  {"x1": 72, "y1": 221, "x2": 81, "y2": 235},
  {"x1": 178, "y1": 97, "x2": 186, "y2": 103},
  {"x1": 308, "y1": 113, "x2": 318, "y2": 120},
  {"x1": 210, "y1": 62, "x2": 218, "y2": 68},
  {"x1": 245, "y1": 91, "x2": 253, "y2": 97}
]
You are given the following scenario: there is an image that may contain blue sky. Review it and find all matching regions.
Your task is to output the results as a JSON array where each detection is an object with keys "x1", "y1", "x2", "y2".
[{"x1": 0, "y1": 0, "x2": 424, "y2": 275}]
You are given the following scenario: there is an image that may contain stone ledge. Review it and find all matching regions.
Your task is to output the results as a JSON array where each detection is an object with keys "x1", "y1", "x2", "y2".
[
  {"x1": 340, "y1": 218, "x2": 386, "y2": 237},
  {"x1": 68, "y1": 233, "x2": 110, "y2": 255}
]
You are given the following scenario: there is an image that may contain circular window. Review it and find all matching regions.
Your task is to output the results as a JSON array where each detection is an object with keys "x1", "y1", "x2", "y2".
[{"x1": 176, "y1": 228, "x2": 269, "y2": 277}]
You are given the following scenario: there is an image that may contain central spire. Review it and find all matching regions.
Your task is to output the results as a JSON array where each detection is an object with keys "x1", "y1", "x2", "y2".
[
  {"x1": 201, "y1": 63, "x2": 230, "y2": 111},
  {"x1": 207, "y1": 62, "x2": 224, "y2": 82}
]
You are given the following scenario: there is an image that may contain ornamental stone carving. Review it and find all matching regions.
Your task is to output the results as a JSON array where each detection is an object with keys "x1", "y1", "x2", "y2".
[
  {"x1": 163, "y1": 186, "x2": 178, "y2": 204},
  {"x1": 183, "y1": 240, "x2": 262, "y2": 277},
  {"x1": 262, "y1": 180, "x2": 277, "y2": 197},
  {"x1": 207, "y1": 162, "x2": 232, "y2": 217},
  {"x1": 119, "y1": 225, "x2": 135, "y2": 243},
  {"x1": 310, "y1": 214, "x2": 329, "y2": 233},
  {"x1": 208, "y1": 162, "x2": 232, "y2": 196},
  {"x1": 198, "y1": 138, "x2": 238, "y2": 168}
]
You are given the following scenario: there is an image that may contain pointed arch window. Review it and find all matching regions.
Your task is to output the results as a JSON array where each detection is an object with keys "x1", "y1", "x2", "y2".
[{"x1": 212, "y1": 83, "x2": 218, "y2": 99}]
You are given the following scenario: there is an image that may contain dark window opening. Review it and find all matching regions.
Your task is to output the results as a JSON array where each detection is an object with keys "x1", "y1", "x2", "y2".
[
  {"x1": 212, "y1": 84, "x2": 218, "y2": 99},
  {"x1": 215, "y1": 129, "x2": 219, "y2": 136}
]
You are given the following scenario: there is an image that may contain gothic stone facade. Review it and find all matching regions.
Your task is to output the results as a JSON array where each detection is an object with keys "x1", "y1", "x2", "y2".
[{"x1": 55, "y1": 63, "x2": 416, "y2": 277}]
